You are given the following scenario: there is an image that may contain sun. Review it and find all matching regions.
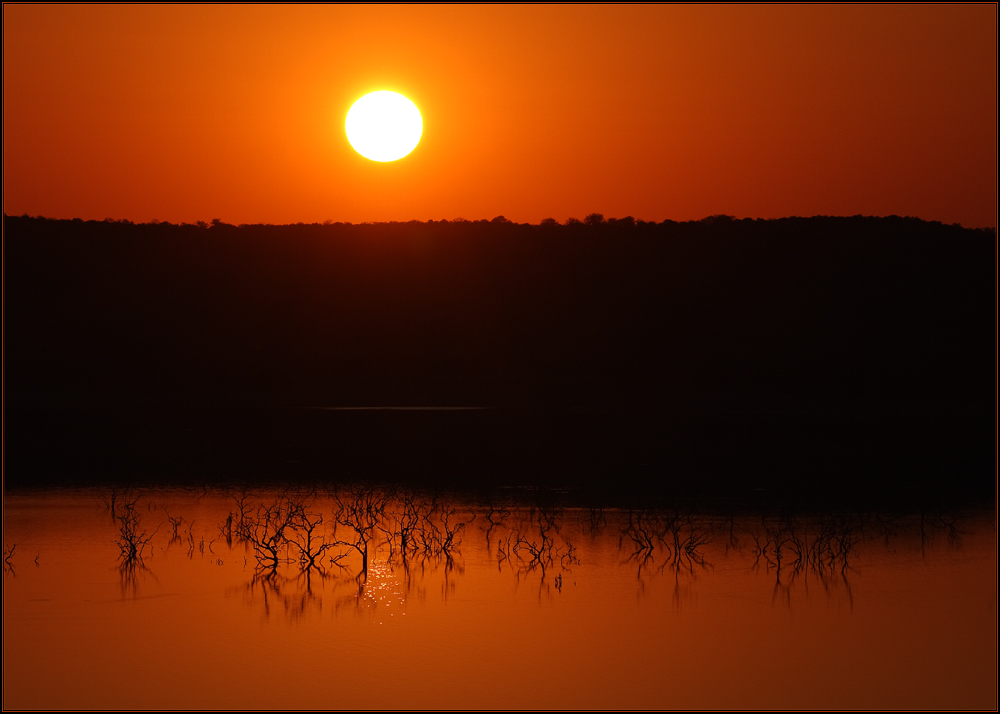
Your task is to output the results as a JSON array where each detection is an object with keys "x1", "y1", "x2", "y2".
[{"x1": 345, "y1": 91, "x2": 423, "y2": 162}]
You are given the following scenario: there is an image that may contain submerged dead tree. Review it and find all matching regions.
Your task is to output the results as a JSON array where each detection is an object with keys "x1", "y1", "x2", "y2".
[
  {"x1": 114, "y1": 496, "x2": 157, "y2": 566},
  {"x1": 245, "y1": 497, "x2": 299, "y2": 570},
  {"x1": 331, "y1": 486, "x2": 392, "y2": 579},
  {"x1": 287, "y1": 508, "x2": 340, "y2": 571}
]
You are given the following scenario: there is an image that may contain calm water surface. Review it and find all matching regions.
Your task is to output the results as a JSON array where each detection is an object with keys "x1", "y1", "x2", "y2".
[{"x1": 3, "y1": 487, "x2": 996, "y2": 710}]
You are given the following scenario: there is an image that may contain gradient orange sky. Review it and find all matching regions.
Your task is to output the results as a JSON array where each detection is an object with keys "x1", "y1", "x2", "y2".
[{"x1": 3, "y1": 5, "x2": 997, "y2": 227}]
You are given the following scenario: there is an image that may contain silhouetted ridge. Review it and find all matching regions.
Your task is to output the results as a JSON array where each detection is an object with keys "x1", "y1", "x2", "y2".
[{"x1": 4, "y1": 214, "x2": 995, "y2": 504}]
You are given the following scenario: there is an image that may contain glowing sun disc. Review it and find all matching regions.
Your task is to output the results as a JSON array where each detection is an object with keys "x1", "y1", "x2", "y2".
[{"x1": 345, "y1": 91, "x2": 422, "y2": 162}]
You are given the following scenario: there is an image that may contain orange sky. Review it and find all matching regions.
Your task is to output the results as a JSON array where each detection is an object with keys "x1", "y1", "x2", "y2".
[{"x1": 3, "y1": 5, "x2": 997, "y2": 227}]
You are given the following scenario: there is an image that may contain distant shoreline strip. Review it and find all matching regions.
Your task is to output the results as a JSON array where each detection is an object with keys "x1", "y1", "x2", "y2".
[{"x1": 308, "y1": 406, "x2": 490, "y2": 411}]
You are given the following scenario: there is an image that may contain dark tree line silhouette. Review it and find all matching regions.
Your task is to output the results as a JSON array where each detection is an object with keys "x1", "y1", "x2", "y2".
[{"x1": 3, "y1": 213, "x2": 994, "y2": 506}]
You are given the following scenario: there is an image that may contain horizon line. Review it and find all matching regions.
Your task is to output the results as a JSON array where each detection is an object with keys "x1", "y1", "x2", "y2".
[{"x1": 5, "y1": 212, "x2": 990, "y2": 231}]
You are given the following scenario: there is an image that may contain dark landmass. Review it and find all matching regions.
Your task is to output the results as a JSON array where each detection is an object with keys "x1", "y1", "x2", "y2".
[{"x1": 3, "y1": 214, "x2": 995, "y2": 509}]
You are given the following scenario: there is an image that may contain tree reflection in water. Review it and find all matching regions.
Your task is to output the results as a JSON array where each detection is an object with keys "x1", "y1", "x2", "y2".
[{"x1": 65, "y1": 485, "x2": 983, "y2": 619}]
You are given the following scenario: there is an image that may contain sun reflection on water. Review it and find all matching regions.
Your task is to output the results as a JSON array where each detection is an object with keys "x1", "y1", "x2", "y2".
[{"x1": 358, "y1": 559, "x2": 406, "y2": 624}]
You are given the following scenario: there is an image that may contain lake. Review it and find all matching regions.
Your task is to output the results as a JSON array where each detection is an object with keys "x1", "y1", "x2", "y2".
[{"x1": 3, "y1": 486, "x2": 996, "y2": 709}]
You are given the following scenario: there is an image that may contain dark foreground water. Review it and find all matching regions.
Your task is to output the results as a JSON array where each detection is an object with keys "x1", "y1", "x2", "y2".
[{"x1": 3, "y1": 487, "x2": 996, "y2": 709}]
